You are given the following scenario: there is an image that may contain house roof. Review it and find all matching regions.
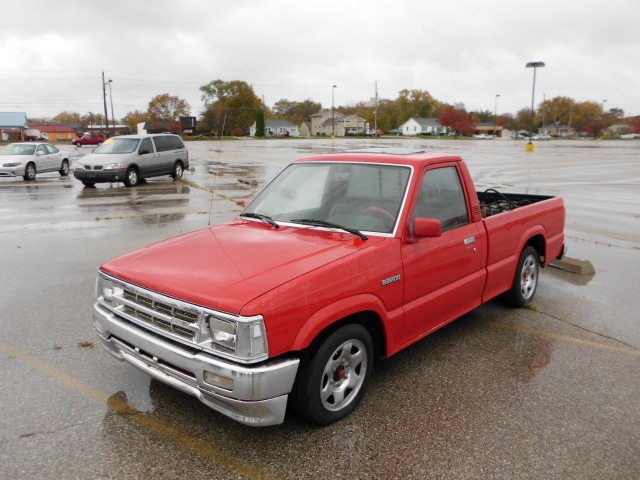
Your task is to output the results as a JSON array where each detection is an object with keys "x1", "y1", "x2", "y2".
[
  {"x1": 265, "y1": 119, "x2": 298, "y2": 129},
  {"x1": 0, "y1": 112, "x2": 28, "y2": 128},
  {"x1": 29, "y1": 124, "x2": 76, "y2": 133},
  {"x1": 412, "y1": 117, "x2": 442, "y2": 127}
]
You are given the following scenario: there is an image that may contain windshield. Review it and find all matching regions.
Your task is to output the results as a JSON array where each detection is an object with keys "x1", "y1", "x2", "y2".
[
  {"x1": 244, "y1": 162, "x2": 411, "y2": 234},
  {"x1": 0, "y1": 144, "x2": 36, "y2": 155},
  {"x1": 93, "y1": 138, "x2": 139, "y2": 154}
]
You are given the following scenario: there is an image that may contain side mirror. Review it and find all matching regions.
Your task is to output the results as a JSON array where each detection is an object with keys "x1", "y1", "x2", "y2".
[
  {"x1": 139, "y1": 149, "x2": 150, "y2": 155},
  {"x1": 413, "y1": 217, "x2": 442, "y2": 238},
  {"x1": 35, "y1": 151, "x2": 44, "y2": 156}
]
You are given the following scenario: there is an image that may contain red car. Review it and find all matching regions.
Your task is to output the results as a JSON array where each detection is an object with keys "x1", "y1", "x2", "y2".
[
  {"x1": 93, "y1": 150, "x2": 566, "y2": 426},
  {"x1": 73, "y1": 132, "x2": 108, "y2": 147}
]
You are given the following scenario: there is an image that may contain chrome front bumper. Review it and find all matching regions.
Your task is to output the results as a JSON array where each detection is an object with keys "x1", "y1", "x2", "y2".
[{"x1": 94, "y1": 303, "x2": 299, "y2": 426}]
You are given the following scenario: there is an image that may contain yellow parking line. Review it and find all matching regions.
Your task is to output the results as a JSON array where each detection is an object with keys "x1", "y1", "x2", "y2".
[
  {"x1": 0, "y1": 340, "x2": 280, "y2": 480},
  {"x1": 486, "y1": 321, "x2": 640, "y2": 357}
]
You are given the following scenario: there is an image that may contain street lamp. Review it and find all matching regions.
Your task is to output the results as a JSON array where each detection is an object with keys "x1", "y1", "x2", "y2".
[
  {"x1": 525, "y1": 61, "x2": 545, "y2": 148},
  {"x1": 331, "y1": 85, "x2": 337, "y2": 138},
  {"x1": 494, "y1": 94, "x2": 501, "y2": 138}
]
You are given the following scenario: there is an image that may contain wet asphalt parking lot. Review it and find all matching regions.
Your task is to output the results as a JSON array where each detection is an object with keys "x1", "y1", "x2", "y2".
[{"x1": 0, "y1": 138, "x2": 638, "y2": 479}]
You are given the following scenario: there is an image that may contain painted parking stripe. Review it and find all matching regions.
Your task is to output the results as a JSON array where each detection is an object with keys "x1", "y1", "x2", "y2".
[{"x1": 0, "y1": 340, "x2": 280, "y2": 480}]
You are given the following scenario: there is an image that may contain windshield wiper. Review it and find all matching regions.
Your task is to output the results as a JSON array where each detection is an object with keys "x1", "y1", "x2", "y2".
[
  {"x1": 240, "y1": 212, "x2": 279, "y2": 228},
  {"x1": 291, "y1": 218, "x2": 367, "y2": 240}
]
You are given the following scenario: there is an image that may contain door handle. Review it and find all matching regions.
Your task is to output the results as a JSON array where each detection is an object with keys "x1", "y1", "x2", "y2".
[{"x1": 464, "y1": 236, "x2": 476, "y2": 246}]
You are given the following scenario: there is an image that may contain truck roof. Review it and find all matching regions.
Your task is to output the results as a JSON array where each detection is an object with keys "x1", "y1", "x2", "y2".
[{"x1": 294, "y1": 149, "x2": 462, "y2": 168}]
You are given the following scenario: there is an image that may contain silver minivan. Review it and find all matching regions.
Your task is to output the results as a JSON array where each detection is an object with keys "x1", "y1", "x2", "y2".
[{"x1": 73, "y1": 134, "x2": 189, "y2": 187}]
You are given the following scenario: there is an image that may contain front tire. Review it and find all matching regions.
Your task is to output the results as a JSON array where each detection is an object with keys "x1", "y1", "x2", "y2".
[
  {"x1": 505, "y1": 246, "x2": 540, "y2": 307},
  {"x1": 171, "y1": 161, "x2": 184, "y2": 179},
  {"x1": 290, "y1": 324, "x2": 373, "y2": 425},
  {"x1": 124, "y1": 167, "x2": 139, "y2": 187},
  {"x1": 59, "y1": 159, "x2": 70, "y2": 176},
  {"x1": 23, "y1": 162, "x2": 36, "y2": 181}
]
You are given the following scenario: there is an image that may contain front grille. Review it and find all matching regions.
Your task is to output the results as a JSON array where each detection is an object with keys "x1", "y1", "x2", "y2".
[{"x1": 114, "y1": 287, "x2": 201, "y2": 340}]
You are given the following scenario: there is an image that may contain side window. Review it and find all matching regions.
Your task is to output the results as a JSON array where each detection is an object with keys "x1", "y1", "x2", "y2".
[
  {"x1": 414, "y1": 166, "x2": 469, "y2": 231},
  {"x1": 45, "y1": 145, "x2": 59, "y2": 154},
  {"x1": 139, "y1": 138, "x2": 153, "y2": 153},
  {"x1": 169, "y1": 136, "x2": 184, "y2": 149},
  {"x1": 36, "y1": 145, "x2": 48, "y2": 154},
  {"x1": 153, "y1": 136, "x2": 169, "y2": 152}
]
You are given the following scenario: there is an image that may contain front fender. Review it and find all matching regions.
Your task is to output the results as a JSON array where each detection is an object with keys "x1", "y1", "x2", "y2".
[{"x1": 291, "y1": 293, "x2": 391, "y2": 351}]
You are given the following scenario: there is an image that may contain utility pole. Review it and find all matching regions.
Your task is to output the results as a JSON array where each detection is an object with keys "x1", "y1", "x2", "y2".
[
  {"x1": 108, "y1": 79, "x2": 115, "y2": 137},
  {"x1": 101, "y1": 71, "x2": 109, "y2": 136},
  {"x1": 374, "y1": 80, "x2": 378, "y2": 135}
]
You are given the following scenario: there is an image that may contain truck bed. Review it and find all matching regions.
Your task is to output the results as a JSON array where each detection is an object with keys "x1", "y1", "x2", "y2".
[{"x1": 478, "y1": 189, "x2": 554, "y2": 218}]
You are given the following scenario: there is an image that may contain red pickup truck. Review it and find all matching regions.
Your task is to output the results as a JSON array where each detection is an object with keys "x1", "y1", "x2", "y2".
[
  {"x1": 93, "y1": 150, "x2": 565, "y2": 426},
  {"x1": 73, "y1": 132, "x2": 108, "y2": 147}
]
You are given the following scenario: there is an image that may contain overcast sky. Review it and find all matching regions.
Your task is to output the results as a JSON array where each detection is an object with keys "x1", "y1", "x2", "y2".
[{"x1": 1, "y1": 0, "x2": 638, "y2": 120}]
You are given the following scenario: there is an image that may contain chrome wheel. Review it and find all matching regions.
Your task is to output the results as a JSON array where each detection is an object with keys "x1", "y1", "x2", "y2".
[
  {"x1": 125, "y1": 167, "x2": 138, "y2": 187},
  {"x1": 520, "y1": 254, "x2": 538, "y2": 300},
  {"x1": 320, "y1": 339, "x2": 368, "y2": 412}
]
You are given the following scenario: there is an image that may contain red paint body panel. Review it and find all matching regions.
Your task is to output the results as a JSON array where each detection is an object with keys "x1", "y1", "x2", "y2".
[{"x1": 100, "y1": 153, "x2": 566, "y2": 360}]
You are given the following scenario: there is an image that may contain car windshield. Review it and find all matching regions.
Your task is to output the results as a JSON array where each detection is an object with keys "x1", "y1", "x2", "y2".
[
  {"x1": 93, "y1": 138, "x2": 139, "y2": 154},
  {"x1": 0, "y1": 144, "x2": 37, "y2": 155},
  {"x1": 243, "y1": 162, "x2": 411, "y2": 234}
]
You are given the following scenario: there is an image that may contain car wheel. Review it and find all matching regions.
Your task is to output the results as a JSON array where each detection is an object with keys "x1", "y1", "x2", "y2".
[
  {"x1": 23, "y1": 162, "x2": 36, "y2": 181},
  {"x1": 171, "y1": 161, "x2": 184, "y2": 179},
  {"x1": 82, "y1": 181, "x2": 95, "y2": 187},
  {"x1": 505, "y1": 246, "x2": 539, "y2": 307},
  {"x1": 124, "y1": 167, "x2": 139, "y2": 187},
  {"x1": 290, "y1": 323, "x2": 373, "y2": 425},
  {"x1": 59, "y1": 159, "x2": 70, "y2": 176}
]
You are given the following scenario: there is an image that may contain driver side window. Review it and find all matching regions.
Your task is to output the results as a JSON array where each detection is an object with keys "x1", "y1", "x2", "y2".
[
  {"x1": 36, "y1": 145, "x2": 48, "y2": 154},
  {"x1": 414, "y1": 166, "x2": 469, "y2": 232}
]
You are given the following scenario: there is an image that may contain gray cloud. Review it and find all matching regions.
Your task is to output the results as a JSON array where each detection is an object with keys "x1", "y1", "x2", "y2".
[{"x1": 1, "y1": 0, "x2": 638, "y2": 118}]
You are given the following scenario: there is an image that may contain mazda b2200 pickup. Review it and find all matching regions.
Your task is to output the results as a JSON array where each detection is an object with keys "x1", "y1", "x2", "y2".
[{"x1": 93, "y1": 149, "x2": 566, "y2": 426}]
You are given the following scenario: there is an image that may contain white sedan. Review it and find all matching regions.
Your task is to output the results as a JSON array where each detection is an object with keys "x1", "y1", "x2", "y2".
[
  {"x1": 0, "y1": 142, "x2": 70, "y2": 181},
  {"x1": 531, "y1": 134, "x2": 552, "y2": 141}
]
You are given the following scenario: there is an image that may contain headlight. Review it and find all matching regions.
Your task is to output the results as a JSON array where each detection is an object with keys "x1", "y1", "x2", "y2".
[
  {"x1": 95, "y1": 275, "x2": 122, "y2": 307},
  {"x1": 208, "y1": 314, "x2": 268, "y2": 361},
  {"x1": 103, "y1": 163, "x2": 122, "y2": 170},
  {"x1": 2, "y1": 162, "x2": 21, "y2": 167}
]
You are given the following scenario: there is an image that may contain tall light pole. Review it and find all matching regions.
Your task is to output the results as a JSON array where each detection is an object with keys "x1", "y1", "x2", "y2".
[
  {"x1": 101, "y1": 71, "x2": 109, "y2": 136},
  {"x1": 525, "y1": 61, "x2": 545, "y2": 148},
  {"x1": 108, "y1": 79, "x2": 115, "y2": 137},
  {"x1": 331, "y1": 85, "x2": 337, "y2": 138},
  {"x1": 494, "y1": 94, "x2": 500, "y2": 138}
]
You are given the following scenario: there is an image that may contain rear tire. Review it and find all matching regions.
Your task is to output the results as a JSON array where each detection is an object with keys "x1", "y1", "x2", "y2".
[
  {"x1": 504, "y1": 246, "x2": 540, "y2": 307},
  {"x1": 124, "y1": 167, "x2": 139, "y2": 187},
  {"x1": 59, "y1": 159, "x2": 70, "y2": 176},
  {"x1": 290, "y1": 324, "x2": 373, "y2": 425},
  {"x1": 171, "y1": 161, "x2": 184, "y2": 179},
  {"x1": 23, "y1": 162, "x2": 36, "y2": 181}
]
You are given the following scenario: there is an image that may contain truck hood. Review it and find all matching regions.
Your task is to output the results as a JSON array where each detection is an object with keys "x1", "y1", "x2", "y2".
[{"x1": 100, "y1": 219, "x2": 379, "y2": 314}]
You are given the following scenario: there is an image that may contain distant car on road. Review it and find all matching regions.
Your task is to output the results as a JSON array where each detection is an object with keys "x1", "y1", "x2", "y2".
[
  {"x1": 531, "y1": 134, "x2": 552, "y2": 141},
  {"x1": 0, "y1": 142, "x2": 70, "y2": 181},
  {"x1": 74, "y1": 134, "x2": 189, "y2": 187},
  {"x1": 73, "y1": 132, "x2": 108, "y2": 147},
  {"x1": 473, "y1": 134, "x2": 493, "y2": 139}
]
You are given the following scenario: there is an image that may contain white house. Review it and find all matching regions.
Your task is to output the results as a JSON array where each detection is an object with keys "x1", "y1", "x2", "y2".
[
  {"x1": 249, "y1": 119, "x2": 300, "y2": 137},
  {"x1": 399, "y1": 117, "x2": 446, "y2": 136}
]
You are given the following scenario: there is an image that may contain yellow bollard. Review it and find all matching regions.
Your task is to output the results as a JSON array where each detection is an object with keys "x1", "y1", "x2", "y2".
[{"x1": 525, "y1": 142, "x2": 535, "y2": 152}]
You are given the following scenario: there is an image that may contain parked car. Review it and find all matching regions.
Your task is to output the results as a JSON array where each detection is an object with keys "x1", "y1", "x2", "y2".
[
  {"x1": 93, "y1": 149, "x2": 566, "y2": 426},
  {"x1": 0, "y1": 142, "x2": 70, "y2": 181},
  {"x1": 73, "y1": 133, "x2": 189, "y2": 187},
  {"x1": 531, "y1": 134, "x2": 552, "y2": 141},
  {"x1": 473, "y1": 134, "x2": 493, "y2": 139},
  {"x1": 73, "y1": 133, "x2": 108, "y2": 147}
]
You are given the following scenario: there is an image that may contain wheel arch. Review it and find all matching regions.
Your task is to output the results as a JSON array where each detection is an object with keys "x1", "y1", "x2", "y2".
[{"x1": 291, "y1": 295, "x2": 389, "y2": 361}]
